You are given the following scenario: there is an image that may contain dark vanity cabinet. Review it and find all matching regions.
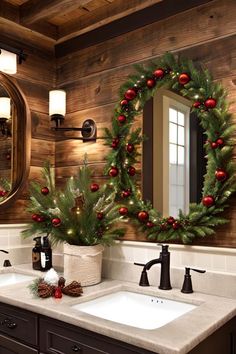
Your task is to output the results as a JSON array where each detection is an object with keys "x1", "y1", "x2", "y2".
[
  {"x1": 0, "y1": 301, "x2": 236, "y2": 354},
  {"x1": 0, "y1": 302, "x2": 38, "y2": 354}
]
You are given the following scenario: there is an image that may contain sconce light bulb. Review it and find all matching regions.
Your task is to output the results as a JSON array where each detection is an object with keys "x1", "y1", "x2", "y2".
[
  {"x1": 49, "y1": 90, "x2": 66, "y2": 118},
  {"x1": 0, "y1": 49, "x2": 17, "y2": 74},
  {"x1": 0, "y1": 97, "x2": 11, "y2": 119}
]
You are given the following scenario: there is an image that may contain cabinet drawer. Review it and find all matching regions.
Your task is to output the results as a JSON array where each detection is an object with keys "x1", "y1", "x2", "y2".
[
  {"x1": 0, "y1": 302, "x2": 38, "y2": 346},
  {"x1": 0, "y1": 334, "x2": 38, "y2": 354}
]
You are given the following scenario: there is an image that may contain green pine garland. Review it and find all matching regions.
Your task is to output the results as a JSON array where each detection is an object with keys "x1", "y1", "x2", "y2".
[
  {"x1": 22, "y1": 159, "x2": 126, "y2": 246},
  {"x1": 104, "y1": 52, "x2": 236, "y2": 243}
]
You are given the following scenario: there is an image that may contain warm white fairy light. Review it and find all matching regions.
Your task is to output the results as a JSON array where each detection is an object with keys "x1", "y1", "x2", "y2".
[
  {"x1": 67, "y1": 229, "x2": 73, "y2": 235},
  {"x1": 194, "y1": 94, "x2": 199, "y2": 99}
]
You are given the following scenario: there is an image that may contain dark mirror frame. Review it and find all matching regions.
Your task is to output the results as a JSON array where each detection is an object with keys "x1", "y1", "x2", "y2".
[{"x1": 0, "y1": 73, "x2": 31, "y2": 208}]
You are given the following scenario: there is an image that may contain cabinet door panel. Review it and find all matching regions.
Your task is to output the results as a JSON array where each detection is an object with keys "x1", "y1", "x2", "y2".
[{"x1": 0, "y1": 334, "x2": 38, "y2": 354}]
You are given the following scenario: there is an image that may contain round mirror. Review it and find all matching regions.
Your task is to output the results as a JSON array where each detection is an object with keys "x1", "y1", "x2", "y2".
[{"x1": 0, "y1": 73, "x2": 31, "y2": 207}]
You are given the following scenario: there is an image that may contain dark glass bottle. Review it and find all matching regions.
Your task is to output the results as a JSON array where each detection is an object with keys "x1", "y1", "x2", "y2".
[
  {"x1": 32, "y1": 237, "x2": 42, "y2": 270},
  {"x1": 40, "y1": 236, "x2": 52, "y2": 271}
]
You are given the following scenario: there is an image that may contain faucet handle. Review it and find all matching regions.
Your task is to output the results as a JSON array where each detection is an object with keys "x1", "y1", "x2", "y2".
[
  {"x1": 181, "y1": 267, "x2": 206, "y2": 293},
  {"x1": 134, "y1": 263, "x2": 150, "y2": 286},
  {"x1": 134, "y1": 262, "x2": 145, "y2": 267}
]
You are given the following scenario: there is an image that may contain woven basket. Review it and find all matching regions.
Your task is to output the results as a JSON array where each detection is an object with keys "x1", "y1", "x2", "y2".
[{"x1": 63, "y1": 243, "x2": 104, "y2": 286}]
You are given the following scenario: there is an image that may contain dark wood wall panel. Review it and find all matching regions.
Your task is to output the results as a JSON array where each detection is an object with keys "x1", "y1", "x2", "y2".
[
  {"x1": 0, "y1": 30, "x2": 55, "y2": 223},
  {"x1": 55, "y1": 0, "x2": 236, "y2": 247}
]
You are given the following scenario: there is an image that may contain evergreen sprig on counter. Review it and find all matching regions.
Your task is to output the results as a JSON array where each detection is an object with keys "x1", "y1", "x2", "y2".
[{"x1": 104, "y1": 52, "x2": 236, "y2": 243}]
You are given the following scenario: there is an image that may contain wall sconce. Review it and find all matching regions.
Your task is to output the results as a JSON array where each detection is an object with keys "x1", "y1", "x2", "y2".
[
  {"x1": 0, "y1": 43, "x2": 27, "y2": 74},
  {"x1": 49, "y1": 89, "x2": 97, "y2": 142},
  {"x1": 0, "y1": 97, "x2": 11, "y2": 137}
]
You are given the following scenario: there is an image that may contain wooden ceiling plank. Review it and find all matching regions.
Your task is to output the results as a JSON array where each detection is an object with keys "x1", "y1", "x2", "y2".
[
  {"x1": 0, "y1": 0, "x2": 19, "y2": 23},
  {"x1": 20, "y1": 0, "x2": 96, "y2": 25},
  {"x1": 58, "y1": 0, "x2": 163, "y2": 42}
]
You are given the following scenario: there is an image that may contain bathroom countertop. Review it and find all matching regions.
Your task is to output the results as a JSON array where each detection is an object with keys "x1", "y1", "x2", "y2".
[{"x1": 0, "y1": 265, "x2": 236, "y2": 354}]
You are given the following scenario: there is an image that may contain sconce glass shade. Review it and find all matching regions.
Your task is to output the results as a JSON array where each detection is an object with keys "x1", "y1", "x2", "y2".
[
  {"x1": 0, "y1": 49, "x2": 17, "y2": 74},
  {"x1": 0, "y1": 97, "x2": 11, "y2": 119},
  {"x1": 49, "y1": 90, "x2": 66, "y2": 117}
]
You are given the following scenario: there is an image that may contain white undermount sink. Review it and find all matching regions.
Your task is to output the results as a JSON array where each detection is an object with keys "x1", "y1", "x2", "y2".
[
  {"x1": 71, "y1": 291, "x2": 197, "y2": 330},
  {"x1": 0, "y1": 273, "x2": 35, "y2": 287}
]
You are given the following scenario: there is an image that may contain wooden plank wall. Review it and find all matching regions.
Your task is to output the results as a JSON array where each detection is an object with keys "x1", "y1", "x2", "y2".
[
  {"x1": 0, "y1": 26, "x2": 55, "y2": 223},
  {"x1": 56, "y1": 0, "x2": 236, "y2": 247}
]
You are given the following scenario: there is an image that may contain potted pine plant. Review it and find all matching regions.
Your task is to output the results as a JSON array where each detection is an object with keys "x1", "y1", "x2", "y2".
[{"x1": 22, "y1": 158, "x2": 126, "y2": 286}]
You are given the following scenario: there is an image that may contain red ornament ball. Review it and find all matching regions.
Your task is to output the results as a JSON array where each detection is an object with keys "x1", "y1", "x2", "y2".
[
  {"x1": 146, "y1": 221, "x2": 155, "y2": 228},
  {"x1": 32, "y1": 214, "x2": 39, "y2": 222},
  {"x1": 137, "y1": 211, "x2": 149, "y2": 222},
  {"x1": 202, "y1": 195, "x2": 215, "y2": 207},
  {"x1": 204, "y1": 98, "x2": 217, "y2": 109},
  {"x1": 52, "y1": 218, "x2": 61, "y2": 227},
  {"x1": 90, "y1": 183, "x2": 99, "y2": 192},
  {"x1": 97, "y1": 212, "x2": 104, "y2": 220},
  {"x1": 126, "y1": 143, "x2": 134, "y2": 153},
  {"x1": 216, "y1": 138, "x2": 224, "y2": 147},
  {"x1": 146, "y1": 78, "x2": 156, "y2": 88},
  {"x1": 111, "y1": 138, "x2": 120, "y2": 149},
  {"x1": 128, "y1": 166, "x2": 136, "y2": 176},
  {"x1": 121, "y1": 189, "x2": 131, "y2": 198},
  {"x1": 120, "y1": 99, "x2": 129, "y2": 107},
  {"x1": 124, "y1": 88, "x2": 137, "y2": 101},
  {"x1": 193, "y1": 101, "x2": 201, "y2": 109},
  {"x1": 117, "y1": 115, "x2": 126, "y2": 124},
  {"x1": 37, "y1": 215, "x2": 45, "y2": 223},
  {"x1": 167, "y1": 216, "x2": 175, "y2": 225},
  {"x1": 215, "y1": 169, "x2": 227, "y2": 181},
  {"x1": 178, "y1": 73, "x2": 191, "y2": 85},
  {"x1": 41, "y1": 186, "x2": 49, "y2": 195},
  {"x1": 109, "y1": 166, "x2": 119, "y2": 177},
  {"x1": 172, "y1": 221, "x2": 181, "y2": 230},
  {"x1": 153, "y1": 68, "x2": 165, "y2": 79},
  {"x1": 0, "y1": 190, "x2": 7, "y2": 197},
  {"x1": 211, "y1": 142, "x2": 218, "y2": 149},
  {"x1": 119, "y1": 207, "x2": 128, "y2": 216}
]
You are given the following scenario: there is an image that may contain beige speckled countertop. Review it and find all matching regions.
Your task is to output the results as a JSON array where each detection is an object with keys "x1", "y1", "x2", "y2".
[{"x1": 0, "y1": 264, "x2": 236, "y2": 354}]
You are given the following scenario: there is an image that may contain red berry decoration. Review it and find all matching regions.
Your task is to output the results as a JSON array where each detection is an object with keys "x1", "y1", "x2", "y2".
[
  {"x1": 128, "y1": 166, "x2": 136, "y2": 176},
  {"x1": 204, "y1": 98, "x2": 217, "y2": 109},
  {"x1": 137, "y1": 211, "x2": 149, "y2": 222},
  {"x1": 153, "y1": 68, "x2": 165, "y2": 79},
  {"x1": 119, "y1": 207, "x2": 128, "y2": 216},
  {"x1": 167, "y1": 216, "x2": 175, "y2": 225},
  {"x1": 216, "y1": 138, "x2": 224, "y2": 147},
  {"x1": 111, "y1": 138, "x2": 119, "y2": 149},
  {"x1": 146, "y1": 78, "x2": 156, "y2": 88},
  {"x1": 178, "y1": 73, "x2": 190, "y2": 85},
  {"x1": 97, "y1": 212, "x2": 104, "y2": 220},
  {"x1": 52, "y1": 218, "x2": 61, "y2": 227},
  {"x1": 124, "y1": 88, "x2": 137, "y2": 100},
  {"x1": 193, "y1": 101, "x2": 201, "y2": 108},
  {"x1": 202, "y1": 196, "x2": 215, "y2": 207},
  {"x1": 211, "y1": 142, "x2": 218, "y2": 149},
  {"x1": 126, "y1": 143, "x2": 134, "y2": 153},
  {"x1": 172, "y1": 221, "x2": 181, "y2": 230},
  {"x1": 90, "y1": 183, "x2": 99, "y2": 192},
  {"x1": 215, "y1": 169, "x2": 227, "y2": 182},
  {"x1": 41, "y1": 187, "x2": 49, "y2": 195},
  {"x1": 109, "y1": 166, "x2": 119, "y2": 177},
  {"x1": 0, "y1": 190, "x2": 7, "y2": 197},
  {"x1": 117, "y1": 115, "x2": 126, "y2": 124},
  {"x1": 32, "y1": 214, "x2": 39, "y2": 221},
  {"x1": 146, "y1": 221, "x2": 154, "y2": 228}
]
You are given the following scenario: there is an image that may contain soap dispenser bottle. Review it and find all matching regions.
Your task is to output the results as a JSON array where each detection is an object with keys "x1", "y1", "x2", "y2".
[
  {"x1": 32, "y1": 237, "x2": 42, "y2": 270},
  {"x1": 40, "y1": 236, "x2": 52, "y2": 271}
]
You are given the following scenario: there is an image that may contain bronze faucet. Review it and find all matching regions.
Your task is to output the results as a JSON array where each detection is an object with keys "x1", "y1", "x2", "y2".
[{"x1": 134, "y1": 244, "x2": 172, "y2": 290}]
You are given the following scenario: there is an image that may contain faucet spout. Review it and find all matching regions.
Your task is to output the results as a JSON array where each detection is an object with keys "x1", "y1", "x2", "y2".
[{"x1": 144, "y1": 257, "x2": 162, "y2": 271}]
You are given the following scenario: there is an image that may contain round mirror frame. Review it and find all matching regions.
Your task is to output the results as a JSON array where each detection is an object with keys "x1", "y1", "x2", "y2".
[
  {"x1": 0, "y1": 73, "x2": 31, "y2": 208},
  {"x1": 104, "y1": 53, "x2": 236, "y2": 244}
]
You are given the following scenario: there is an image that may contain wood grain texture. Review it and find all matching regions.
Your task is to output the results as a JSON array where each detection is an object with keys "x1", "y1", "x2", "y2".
[{"x1": 55, "y1": 1, "x2": 236, "y2": 247}]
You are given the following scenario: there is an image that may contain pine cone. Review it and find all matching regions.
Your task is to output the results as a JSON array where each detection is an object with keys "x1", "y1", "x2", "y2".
[
  {"x1": 62, "y1": 281, "x2": 83, "y2": 297},
  {"x1": 38, "y1": 281, "x2": 55, "y2": 298}
]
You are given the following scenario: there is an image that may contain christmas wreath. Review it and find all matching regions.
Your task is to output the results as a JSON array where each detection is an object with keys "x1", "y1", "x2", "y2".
[{"x1": 104, "y1": 52, "x2": 236, "y2": 243}]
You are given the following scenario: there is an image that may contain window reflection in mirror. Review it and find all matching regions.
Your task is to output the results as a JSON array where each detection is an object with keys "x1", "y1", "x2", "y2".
[{"x1": 143, "y1": 89, "x2": 206, "y2": 218}]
